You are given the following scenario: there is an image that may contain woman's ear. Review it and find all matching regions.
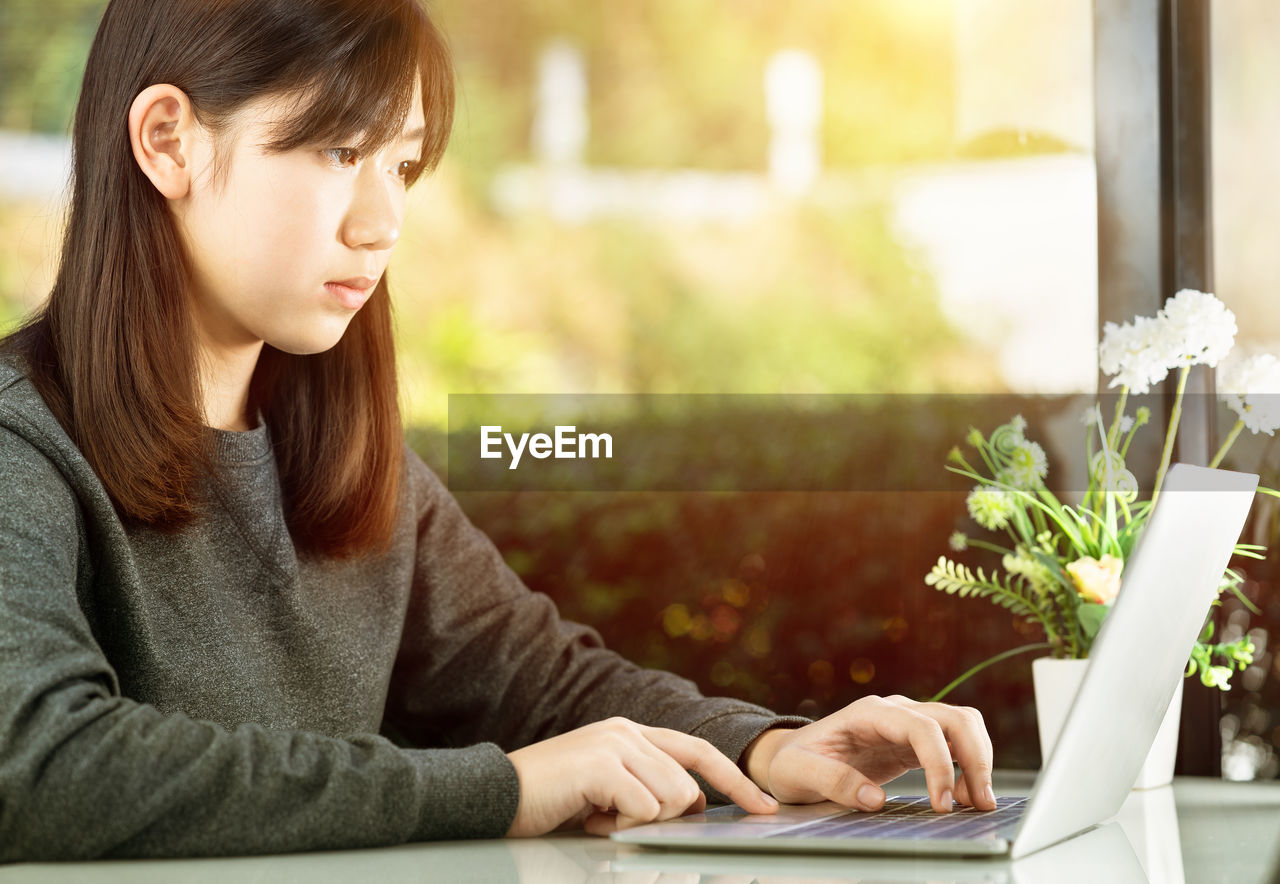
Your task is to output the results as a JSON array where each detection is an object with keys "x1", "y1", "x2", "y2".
[{"x1": 128, "y1": 84, "x2": 200, "y2": 199}]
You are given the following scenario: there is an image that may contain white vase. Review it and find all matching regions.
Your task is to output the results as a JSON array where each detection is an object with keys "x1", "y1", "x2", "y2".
[{"x1": 1031, "y1": 656, "x2": 1183, "y2": 790}]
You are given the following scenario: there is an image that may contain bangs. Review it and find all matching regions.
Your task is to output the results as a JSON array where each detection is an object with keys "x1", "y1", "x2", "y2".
[{"x1": 256, "y1": 0, "x2": 454, "y2": 186}]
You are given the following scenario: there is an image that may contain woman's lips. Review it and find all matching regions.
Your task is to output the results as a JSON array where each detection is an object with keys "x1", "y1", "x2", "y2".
[{"x1": 325, "y1": 277, "x2": 376, "y2": 310}]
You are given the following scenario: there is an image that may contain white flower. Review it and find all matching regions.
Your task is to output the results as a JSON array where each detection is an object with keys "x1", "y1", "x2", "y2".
[
  {"x1": 1118, "y1": 415, "x2": 1135, "y2": 434},
  {"x1": 1159, "y1": 289, "x2": 1237, "y2": 369},
  {"x1": 1080, "y1": 407, "x2": 1100, "y2": 427},
  {"x1": 1100, "y1": 315, "x2": 1174, "y2": 394},
  {"x1": 948, "y1": 531, "x2": 968, "y2": 552},
  {"x1": 967, "y1": 485, "x2": 1015, "y2": 531},
  {"x1": 1219, "y1": 352, "x2": 1280, "y2": 435},
  {"x1": 1100, "y1": 291, "x2": 1237, "y2": 392},
  {"x1": 1099, "y1": 318, "x2": 1143, "y2": 375},
  {"x1": 1005, "y1": 440, "x2": 1048, "y2": 489}
]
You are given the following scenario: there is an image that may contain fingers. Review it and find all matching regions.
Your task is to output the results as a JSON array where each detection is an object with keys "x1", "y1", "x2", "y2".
[
  {"x1": 583, "y1": 809, "x2": 621, "y2": 836},
  {"x1": 581, "y1": 719, "x2": 774, "y2": 836},
  {"x1": 599, "y1": 763, "x2": 664, "y2": 829},
  {"x1": 953, "y1": 706, "x2": 997, "y2": 810},
  {"x1": 582, "y1": 791, "x2": 704, "y2": 836},
  {"x1": 616, "y1": 736, "x2": 707, "y2": 823},
  {"x1": 791, "y1": 750, "x2": 888, "y2": 811},
  {"x1": 510, "y1": 717, "x2": 779, "y2": 838},
  {"x1": 854, "y1": 699, "x2": 951, "y2": 813},
  {"x1": 882, "y1": 697, "x2": 996, "y2": 812},
  {"x1": 642, "y1": 727, "x2": 779, "y2": 815}
]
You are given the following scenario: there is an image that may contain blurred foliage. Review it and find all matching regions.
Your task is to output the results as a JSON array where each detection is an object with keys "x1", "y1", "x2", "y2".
[
  {"x1": 432, "y1": 0, "x2": 958, "y2": 182},
  {"x1": 6, "y1": 1, "x2": 1016, "y2": 166},
  {"x1": 0, "y1": 197, "x2": 62, "y2": 333},
  {"x1": 0, "y1": 0, "x2": 101, "y2": 133},
  {"x1": 390, "y1": 169, "x2": 1002, "y2": 427}
]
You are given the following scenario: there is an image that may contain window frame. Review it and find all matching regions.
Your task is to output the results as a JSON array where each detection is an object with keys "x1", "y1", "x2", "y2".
[{"x1": 1095, "y1": 0, "x2": 1219, "y2": 775}]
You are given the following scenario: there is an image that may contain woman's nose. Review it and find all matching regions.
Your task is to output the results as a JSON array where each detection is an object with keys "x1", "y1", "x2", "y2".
[{"x1": 340, "y1": 168, "x2": 401, "y2": 251}]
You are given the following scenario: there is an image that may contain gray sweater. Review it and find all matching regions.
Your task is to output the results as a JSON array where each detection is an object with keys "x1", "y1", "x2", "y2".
[{"x1": 0, "y1": 358, "x2": 808, "y2": 861}]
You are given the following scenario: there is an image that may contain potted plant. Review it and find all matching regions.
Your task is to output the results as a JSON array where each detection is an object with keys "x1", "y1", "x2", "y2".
[{"x1": 925, "y1": 290, "x2": 1278, "y2": 787}]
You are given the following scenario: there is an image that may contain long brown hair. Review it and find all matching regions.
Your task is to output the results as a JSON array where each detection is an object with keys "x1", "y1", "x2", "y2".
[{"x1": 2, "y1": 0, "x2": 454, "y2": 558}]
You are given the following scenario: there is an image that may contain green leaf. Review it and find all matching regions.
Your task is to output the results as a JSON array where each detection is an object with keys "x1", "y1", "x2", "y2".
[
  {"x1": 1077, "y1": 603, "x2": 1110, "y2": 641},
  {"x1": 924, "y1": 557, "x2": 1039, "y2": 620},
  {"x1": 1198, "y1": 619, "x2": 1215, "y2": 644}
]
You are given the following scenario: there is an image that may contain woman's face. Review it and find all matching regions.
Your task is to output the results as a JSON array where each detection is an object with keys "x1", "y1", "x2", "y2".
[{"x1": 172, "y1": 87, "x2": 427, "y2": 360}]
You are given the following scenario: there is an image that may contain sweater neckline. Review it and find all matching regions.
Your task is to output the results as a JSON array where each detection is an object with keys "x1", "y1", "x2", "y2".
[{"x1": 207, "y1": 414, "x2": 270, "y2": 464}]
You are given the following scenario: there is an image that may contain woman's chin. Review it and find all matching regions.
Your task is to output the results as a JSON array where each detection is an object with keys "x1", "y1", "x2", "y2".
[{"x1": 267, "y1": 322, "x2": 355, "y2": 356}]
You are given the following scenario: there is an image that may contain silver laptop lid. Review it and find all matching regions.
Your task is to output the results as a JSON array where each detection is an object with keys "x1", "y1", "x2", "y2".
[{"x1": 1010, "y1": 463, "x2": 1258, "y2": 859}]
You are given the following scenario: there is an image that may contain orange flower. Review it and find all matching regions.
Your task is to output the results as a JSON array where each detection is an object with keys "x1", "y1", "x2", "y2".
[{"x1": 1066, "y1": 554, "x2": 1124, "y2": 604}]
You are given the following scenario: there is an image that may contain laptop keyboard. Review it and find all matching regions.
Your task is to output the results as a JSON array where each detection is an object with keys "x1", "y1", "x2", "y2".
[{"x1": 767, "y1": 796, "x2": 1028, "y2": 841}]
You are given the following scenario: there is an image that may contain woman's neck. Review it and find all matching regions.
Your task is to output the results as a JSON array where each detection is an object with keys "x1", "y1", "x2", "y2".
[{"x1": 199, "y1": 341, "x2": 264, "y2": 432}]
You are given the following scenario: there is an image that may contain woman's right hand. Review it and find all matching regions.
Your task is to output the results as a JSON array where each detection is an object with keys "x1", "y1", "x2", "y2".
[{"x1": 505, "y1": 717, "x2": 780, "y2": 837}]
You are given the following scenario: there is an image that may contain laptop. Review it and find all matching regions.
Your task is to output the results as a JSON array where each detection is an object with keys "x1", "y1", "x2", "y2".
[
  {"x1": 612, "y1": 463, "x2": 1259, "y2": 859},
  {"x1": 610, "y1": 820, "x2": 1145, "y2": 883}
]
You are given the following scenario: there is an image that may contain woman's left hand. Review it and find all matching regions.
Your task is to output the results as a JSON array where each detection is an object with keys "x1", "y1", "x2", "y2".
[{"x1": 742, "y1": 695, "x2": 997, "y2": 814}]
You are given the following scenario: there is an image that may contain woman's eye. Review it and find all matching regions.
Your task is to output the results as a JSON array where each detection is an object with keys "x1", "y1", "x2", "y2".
[
  {"x1": 396, "y1": 160, "x2": 419, "y2": 182},
  {"x1": 324, "y1": 147, "x2": 359, "y2": 167}
]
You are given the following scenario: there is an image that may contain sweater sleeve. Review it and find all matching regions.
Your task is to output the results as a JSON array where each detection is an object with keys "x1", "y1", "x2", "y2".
[
  {"x1": 382, "y1": 449, "x2": 811, "y2": 803},
  {"x1": 0, "y1": 426, "x2": 516, "y2": 862}
]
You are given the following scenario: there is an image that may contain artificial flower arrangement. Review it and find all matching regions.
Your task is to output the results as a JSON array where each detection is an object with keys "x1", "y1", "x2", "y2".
[{"x1": 926, "y1": 290, "x2": 1279, "y2": 701}]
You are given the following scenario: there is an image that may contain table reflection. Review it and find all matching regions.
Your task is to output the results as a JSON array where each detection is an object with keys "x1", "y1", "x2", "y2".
[
  {"x1": 603, "y1": 821, "x2": 1141, "y2": 884},
  {"x1": 5, "y1": 774, "x2": 1280, "y2": 883},
  {"x1": 1116, "y1": 785, "x2": 1184, "y2": 884},
  {"x1": 0, "y1": 817, "x2": 1147, "y2": 884}
]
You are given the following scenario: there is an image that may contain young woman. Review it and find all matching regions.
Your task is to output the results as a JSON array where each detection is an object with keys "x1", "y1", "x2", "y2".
[{"x1": 0, "y1": 0, "x2": 996, "y2": 862}]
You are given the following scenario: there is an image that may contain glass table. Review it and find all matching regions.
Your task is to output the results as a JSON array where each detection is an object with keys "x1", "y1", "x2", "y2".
[{"x1": 3, "y1": 770, "x2": 1279, "y2": 883}]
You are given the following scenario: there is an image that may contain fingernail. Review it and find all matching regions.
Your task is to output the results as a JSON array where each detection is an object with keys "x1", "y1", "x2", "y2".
[
  {"x1": 857, "y1": 784, "x2": 881, "y2": 807},
  {"x1": 941, "y1": 789, "x2": 953, "y2": 813},
  {"x1": 764, "y1": 794, "x2": 779, "y2": 808},
  {"x1": 985, "y1": 784, "x2": 996, "y2": 807}
]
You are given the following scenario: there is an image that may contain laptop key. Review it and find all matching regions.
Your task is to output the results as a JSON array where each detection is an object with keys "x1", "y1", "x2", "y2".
[{"x1": 766, "y1": 796, "x2": 1027, "y2": 841}]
